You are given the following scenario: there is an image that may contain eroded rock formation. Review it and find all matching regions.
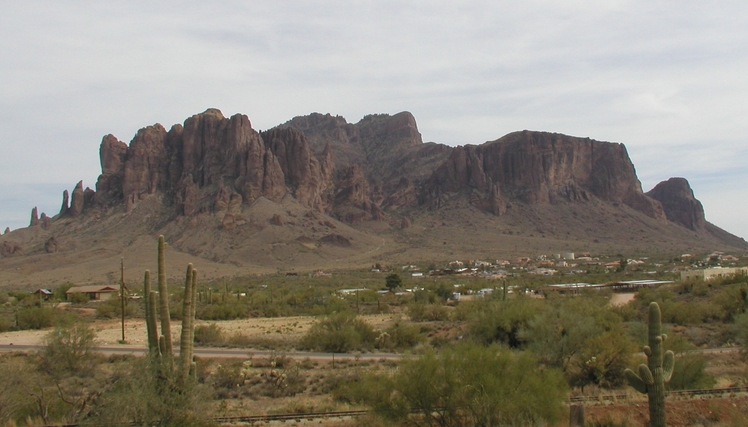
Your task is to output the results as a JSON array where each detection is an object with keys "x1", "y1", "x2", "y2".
[
  {"x1": 422, "y1": 131, "x2": 666, "y2": 221},
  {"x1": 646, "y1": 177, "x2": 706, "y2": 232},
  {"x1": 30, "y1": 108, "x2": 722, "y2": 242}
]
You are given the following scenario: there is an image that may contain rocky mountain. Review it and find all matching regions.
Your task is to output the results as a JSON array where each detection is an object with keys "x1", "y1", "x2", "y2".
[{"x1": 1, "y1": 108, "x2": 745, "y2": 287}]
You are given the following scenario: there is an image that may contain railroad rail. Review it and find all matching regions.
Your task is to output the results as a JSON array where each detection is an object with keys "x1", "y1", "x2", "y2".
[
  {"x1": 569, "y1": 385, "x2": 748, "y2": 404},
  {"x1": 35, "y1": 386, "x2": 748, "y2": 426}
]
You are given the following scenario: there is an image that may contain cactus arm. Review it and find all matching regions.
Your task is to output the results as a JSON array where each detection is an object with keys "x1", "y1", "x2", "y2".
[
  {"x1": 145, "y1": 274, "x2": 160, "y2": 354},
  {"x1": 159, "y1": 335, "x2": 166, "y2": 357},
  {"x1": 157, "y1": 235, "x2": 173, "y2": 356},
  {"x1": 663, "y1": 350, "x2": 675, "y2": 382},
  {"x1": 190, "y1": 268, "x2": 197, "y2": 372},
  {"x1": 625, "y1": 368, "x2": 648, "y2": 394},
  {"x1": 638, "y1": 364, "x2": 654, "y2": 386}
]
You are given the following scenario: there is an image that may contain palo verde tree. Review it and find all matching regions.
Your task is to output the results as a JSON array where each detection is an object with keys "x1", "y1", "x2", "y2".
[{"x1": 385, "y1": 273, "x2": 402, "y2": 292}]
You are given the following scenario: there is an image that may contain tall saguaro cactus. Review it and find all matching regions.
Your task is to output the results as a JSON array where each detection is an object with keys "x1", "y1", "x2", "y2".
[
  {"x1": 157, "y1": 236, "x2": 173, "y2": 356},
  {"x1": 179, "y1": 264, "x2": 197, "y2": 385},
  {"x1": 144, "y1": 235, "x2": 198, "y2": 385},
  {"x1": 625, "y1": 302, "x2": 675, "y2": 427}
]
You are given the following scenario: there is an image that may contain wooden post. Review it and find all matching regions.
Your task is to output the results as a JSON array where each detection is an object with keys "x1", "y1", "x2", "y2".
[
  {"x1": 569, "y1": 404, "x2": 584, "y2": 427},
  {"x1": 120, "y1": 257, "x2": 126, "y2": 343}
]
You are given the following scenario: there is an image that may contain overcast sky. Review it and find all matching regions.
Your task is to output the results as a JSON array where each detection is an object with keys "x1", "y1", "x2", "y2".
[{"x1": 1, "y1": 1, "x2": 747, "y2": 241}]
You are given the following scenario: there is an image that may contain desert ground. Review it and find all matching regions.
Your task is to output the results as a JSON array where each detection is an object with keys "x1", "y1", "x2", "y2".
[{"x1": 0, "y1": 313, "x2": 397, "y2": 348}]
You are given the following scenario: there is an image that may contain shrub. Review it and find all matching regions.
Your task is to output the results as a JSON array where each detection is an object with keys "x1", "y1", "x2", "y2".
[
  {"x1": 345, "y1": 343, "x2": 567, "y2": 426},
  {"x1": 194, "y1": 323, "x2": 223, "y2": 346},
  {"x1": 300, "y1": 312, "x2": 377, "y2": 353},
  {"x1": 38, "y1": 322, "x2": 98, "y2": 377},
  {"x1": 376, "y1": 319, "x2": 423, "y2": 350},
  {"x1": 667, "y1": 353, "x2": 716, "y2": 390},
  {"x1": 407, "y1": 302, "x2": 449, "y2": 321},
  {"x1": 196, "y1": 302, "x2": 248, "y2": 320},
  {"x1": 96, "y1": 295, "x2": 134, "y2": 319}
]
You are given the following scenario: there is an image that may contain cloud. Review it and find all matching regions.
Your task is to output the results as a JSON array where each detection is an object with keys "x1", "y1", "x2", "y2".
[{"x1": 1, "y1": 1, "x2": 747, "y2": 239}]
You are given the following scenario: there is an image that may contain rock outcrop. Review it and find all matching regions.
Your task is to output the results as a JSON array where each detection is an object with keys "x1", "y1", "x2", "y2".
[
  {"x1": 0, "y1": 241, "x2": 22, "y2": 257},
  {"x1": 29, "y1": 109, "x2": 729, "y2": 245},
  {"x1": 69, "y1": 181, "x2": 85, "y2": 217},
  {"x1": 40, "y1": 213, "x2": 51, "y2": 230},
  {"x1": 45, "y1": 236, "x2": 59, "y2": 253},
  {"x1": 646, "y1": 177, "x2": 706, "y2": 232},
  {"x1": 30, "y1": 207, "x2": 39, "y2": 227},
  {"x1": 422, "y1": 131, "x2": 666, "y2": 221}
]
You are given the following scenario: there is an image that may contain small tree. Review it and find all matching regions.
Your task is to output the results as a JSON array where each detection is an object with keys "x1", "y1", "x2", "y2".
[
  {"x1": 38, "y1": 322, "x2": 97, "y2": 377},
  {"x1": 385, "y1": 273, "x2": 402, "y2": 292},
  {"x1": 346, "y1": 343, "x2": 567, "y2": 426}
]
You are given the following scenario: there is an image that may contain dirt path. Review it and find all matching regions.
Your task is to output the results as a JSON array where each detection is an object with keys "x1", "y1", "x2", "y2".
[{"x1": 0, "y1": 313, "x2": 396, "y2": 346}]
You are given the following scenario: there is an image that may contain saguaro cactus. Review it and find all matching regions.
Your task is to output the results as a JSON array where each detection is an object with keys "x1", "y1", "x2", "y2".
[
  {"x1": 144, "y1": 236, "x2": 198, "y2": 384},
  {"x1": 144, "y1": 271, "x2": 159, "y2": 355},
  {"x1": 157, "y1": 236, "x2": 173, "y2": 356},
  {"x1": 625, "y1": 302, "x2": 675, "y2": 427},
  {"x1": 179, "y1": 264, "x2": 197, "y2": 385}
]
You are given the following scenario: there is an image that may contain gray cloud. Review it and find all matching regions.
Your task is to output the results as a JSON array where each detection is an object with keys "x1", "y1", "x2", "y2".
[{"x1": 1, "y1": 1, "x2": 747, "y2": 239}]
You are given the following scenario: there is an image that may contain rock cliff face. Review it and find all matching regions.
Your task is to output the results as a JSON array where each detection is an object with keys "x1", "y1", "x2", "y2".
[
  {"x1": 90, "y1": 109, "x2": 334, "y2": 219},
  {"x1": 646, "y1": 177, "x2": 706, "y2": 232},
  {"x1": 41, "y1": 109, "x2": 718, "y2": 237},
  {"x1": 422, "y1": 131, "x2": 666, "y2": 221}
]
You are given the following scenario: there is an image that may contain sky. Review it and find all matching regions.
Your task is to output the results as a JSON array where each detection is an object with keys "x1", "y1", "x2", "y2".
[{"x1": 1, "y1": 1, "x2": 747, "y2": 240}]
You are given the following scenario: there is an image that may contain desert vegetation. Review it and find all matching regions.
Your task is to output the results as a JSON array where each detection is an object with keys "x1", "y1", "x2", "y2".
[{"x1": 1, "y1": 253, "x2": 748, "y2": 425}]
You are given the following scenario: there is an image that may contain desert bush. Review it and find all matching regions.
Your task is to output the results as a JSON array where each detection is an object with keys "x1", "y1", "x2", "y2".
[
  {"x1": 733, "y1": 312, "x2": 748, "y2": 358},
  {"x1": 407, "y1": 302, "x2": 449, "y2": 321},
  {"x1": 212, "y1": 360, "x2": 250, "y2": 389},
  {"x1": 467, "y1": 297, "x2": 546, "y2": 347},
  {"x1": 193, "y1": 323, "x2": 223, "y2": 346},
  {"x1": 38, "y1": 322, "x2": 99, "y2": 377},
  {"x1": 300, "y1": 312, "x2": 377, "y2": 353},
  {"x1": 667, "y1": 353, "x2": 716, "y2": 390},
  {"x1": 376, "y1": 319, "x2": 423, "y2": 350},
  {"x1": 196, "y1": 302, "x2": 248, "y2": 320},
  {"x1": 92, "y1": 356, "x2": 215, "y2": 427},
  {"x1": 569, "y1": 327, "x2": 634, "y2": 391},
  {"x1": 343, "y1": 342, "x2": 567, "y2": 427},
  {"x1": 95, "y1": 295, "x2": 134, "y2": 319},
  {"x1": 15, "y1": 305, "x2": 77, "y2": 330}
]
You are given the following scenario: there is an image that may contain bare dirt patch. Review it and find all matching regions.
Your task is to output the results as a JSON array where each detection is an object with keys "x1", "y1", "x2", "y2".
[{"x1": 0, "y1": 313, "x2": 397, "y2": 347}]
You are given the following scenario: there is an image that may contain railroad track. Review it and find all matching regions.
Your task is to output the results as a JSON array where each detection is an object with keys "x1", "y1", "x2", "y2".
[
  {"x1": 213, "y1": 409, "x2": 369, "y2": 424},
  {"x1": 569, "y1": 385, "x2": 748, "y2": 403},
  {"x1": 36, "y1": 386, "x2": 748, "y2": 426}
]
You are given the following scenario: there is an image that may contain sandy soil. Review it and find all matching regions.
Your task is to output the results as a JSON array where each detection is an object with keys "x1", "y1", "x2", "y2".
[
  {"x1": 0, "y1": 313, "x2": 397, "y2": 347},
  {"x1": 609, "y1": 292, "x2": 636, "y2": 306}
]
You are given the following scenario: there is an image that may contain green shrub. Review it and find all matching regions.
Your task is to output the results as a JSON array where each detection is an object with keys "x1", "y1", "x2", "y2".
[
  {"x1": 38, "y1": 322, "x2": 98, "y2": 377},
  {"x1": 300, "y1": 312, "x2": 377, "y2": 353},
  {"x1": 667, "y1": 353, "x2": 716, "y2": 390},
  {"x1": 197, "y1": 303, "x2": 248, "y2": 320},
  {"x1": 344, "y1": 343, "x2": 567, "y2": 426},
  {"x1": 96, "y1": 296, "x2": 134, "y2": 319},
  {"x1": 194, "y1": 323, "x2": 224, "y2": 346},
  {"x1": 407, "y1": 302, "x2": 449, "y2": 321},
  {"x1": 376, "y1": 319, "x2": 423, "y2": 350}
]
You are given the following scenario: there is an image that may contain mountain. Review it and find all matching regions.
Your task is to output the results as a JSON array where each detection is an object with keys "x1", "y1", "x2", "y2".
[{"x1": 1, "y1": 109, "x2": 745, "y2": 288}]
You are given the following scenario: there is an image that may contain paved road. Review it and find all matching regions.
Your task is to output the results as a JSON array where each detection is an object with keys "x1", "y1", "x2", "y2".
[{"x1": 0, "y1": 343, "x2": 402, "y2": 361}]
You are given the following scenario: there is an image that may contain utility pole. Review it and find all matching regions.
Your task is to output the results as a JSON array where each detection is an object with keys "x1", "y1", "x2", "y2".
[{"x1": 120, "y1": 257, "x2": 126, "y2": 343}]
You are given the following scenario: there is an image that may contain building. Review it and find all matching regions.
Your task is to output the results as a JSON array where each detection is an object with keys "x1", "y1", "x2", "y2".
[
  {"x1": 681, "y1": 267, "x2": 748, "y2": 282},
  {"x1": 66, "y1": 285, "x2": 119, "y2": 301}
]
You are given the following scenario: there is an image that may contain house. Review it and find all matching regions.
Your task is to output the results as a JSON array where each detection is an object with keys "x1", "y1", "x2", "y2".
[
  {"x1": 681, "y1": 267, "x2": 748, "y2": 282},
  {"x1": 66, "y1": 285, "x2": 119, "y2": 301},
  {"x1": 34, "y1": 289, "x2": 54, "y2": 301}
]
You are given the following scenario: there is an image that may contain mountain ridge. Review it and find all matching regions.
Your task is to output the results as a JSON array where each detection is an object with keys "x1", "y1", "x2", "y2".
[{"x1": 1, "y1": 108, "x2": 745, "y2": 287}]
